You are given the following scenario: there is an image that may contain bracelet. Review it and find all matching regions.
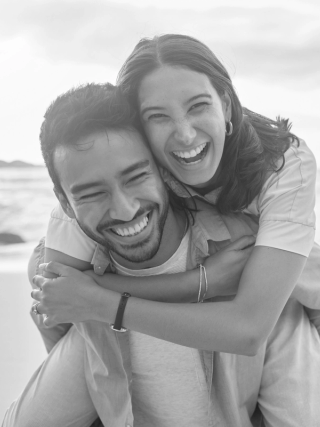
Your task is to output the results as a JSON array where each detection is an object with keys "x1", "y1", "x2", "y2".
[
  {"x1": 197, "y1": 264, "x2": 208, "y2": 303},
  {"x1": 201, "y1": 265, "x2": 208, "y2": 302},
  {"x1": 110, "y1": 292, "x2": 131, "y2": 332},
  {"x1": 197, "y1": 264, "x2": 203, "y2": 303}
]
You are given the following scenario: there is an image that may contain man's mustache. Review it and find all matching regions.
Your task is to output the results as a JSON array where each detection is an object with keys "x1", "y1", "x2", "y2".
[{"x1": 97, "y1": 204, "x2": 156, "y2": 232}]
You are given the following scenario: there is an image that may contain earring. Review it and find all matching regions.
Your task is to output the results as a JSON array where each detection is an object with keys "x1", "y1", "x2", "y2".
[{"x1": 225, "y1": 121, "x2": 233, "y2": 136}]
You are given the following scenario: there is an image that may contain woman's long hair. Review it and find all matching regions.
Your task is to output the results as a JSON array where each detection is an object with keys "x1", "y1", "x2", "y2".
[{"x1": 117, "y1": 34, "x2": 298, "y2": 214}]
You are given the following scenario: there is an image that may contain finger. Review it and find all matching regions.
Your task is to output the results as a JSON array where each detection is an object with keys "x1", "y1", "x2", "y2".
[
  {"x1": 228, "y1": 235, "x2": 256, "y2": 251},
  {"x1": 32, "y1": 302, "x2": 44, "y2": 315},
  {"x1": 31, "y1": 289, "x2": 42, "y2": 301},
  {"x1": 241, "y1": 244, "x2": 255, "y2": 256},
  {"x1": 32, "y1": 275, "x2": 45, "y2": 289},
  {"x1": 43, "y1": 315, "x2": 56, "y2": 328},
  {"x1": 39, "y1": 261, "x2": 80, "y2": 278}
]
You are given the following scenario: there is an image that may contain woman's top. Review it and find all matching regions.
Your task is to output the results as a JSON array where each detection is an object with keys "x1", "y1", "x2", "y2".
[{"x1": 46, "y1": 139, "x2": 317, "y2": 261}]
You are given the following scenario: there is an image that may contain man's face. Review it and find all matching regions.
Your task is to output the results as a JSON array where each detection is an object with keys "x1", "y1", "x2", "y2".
[{"x1": 54, "y1": 128, "x2": 170, "y2": 264}]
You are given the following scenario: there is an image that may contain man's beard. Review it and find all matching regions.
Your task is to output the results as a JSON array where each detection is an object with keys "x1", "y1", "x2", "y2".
[{"x1": 76, "y1": 191, "x2": 170, "y2": 264}]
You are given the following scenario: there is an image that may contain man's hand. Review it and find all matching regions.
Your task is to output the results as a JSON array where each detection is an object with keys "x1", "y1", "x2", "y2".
[
  {"x1": 205, "y1": 235, "x2": 255, "y2": 298},
  {"x1": 31, "y1": 262, "x2": 105, "y2": 327}
]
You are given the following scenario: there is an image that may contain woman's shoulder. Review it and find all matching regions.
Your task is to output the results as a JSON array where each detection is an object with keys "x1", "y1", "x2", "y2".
[
  {"x1": 263, "y1": 138, "x2": 317, "y2": 191},
  {"x1": 284, "y1": 138, "x2": 316, "y2": 167}
]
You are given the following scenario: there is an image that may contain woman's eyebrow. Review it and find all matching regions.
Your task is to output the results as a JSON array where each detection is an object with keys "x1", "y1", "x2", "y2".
[
  {"x1": 187, "y1": 94, "x2": 212, "y2": 104},
  {"x1": 140, "y1": 93, "x2": 212, "y2": 116}
]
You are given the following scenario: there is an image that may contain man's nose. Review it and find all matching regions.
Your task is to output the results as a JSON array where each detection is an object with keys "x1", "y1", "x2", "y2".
[
  {"x1": 173, "y1": 118, "x2": 196, "y2": 146},
  {"x1": 108, "y1": 189, "x2": 140, "y2": 222}
]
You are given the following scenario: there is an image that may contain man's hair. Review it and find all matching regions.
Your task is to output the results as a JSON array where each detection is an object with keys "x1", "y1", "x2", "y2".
[{"x1": 40, "y1": 83, "x2": 142, "y2": 193}]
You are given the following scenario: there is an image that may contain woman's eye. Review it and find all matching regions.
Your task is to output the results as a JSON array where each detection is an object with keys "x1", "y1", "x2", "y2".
[
  {"x1": 147, "y1": 113, "x2": 167, "y2": 121},
  {"x1": 189, "y1": 102, "x2": 209, "y2": 112}
]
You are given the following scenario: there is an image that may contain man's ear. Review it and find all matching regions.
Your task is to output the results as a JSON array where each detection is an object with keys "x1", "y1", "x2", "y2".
[
  {"x1": 221, "y1": 92, "x2": 232, "y2": 122},
  {"x1": 54, "y1": 188, "x2": 76, "y2": 219}
]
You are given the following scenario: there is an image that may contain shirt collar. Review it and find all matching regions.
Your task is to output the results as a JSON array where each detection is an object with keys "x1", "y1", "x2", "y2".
[{"x1": 160, "y1": 167, "x2": 221, "y2": 205}]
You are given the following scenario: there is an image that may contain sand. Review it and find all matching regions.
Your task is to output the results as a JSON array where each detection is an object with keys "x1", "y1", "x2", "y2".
[{"x1": 0, "y1": 268, "x2": 47, "y2": 420}]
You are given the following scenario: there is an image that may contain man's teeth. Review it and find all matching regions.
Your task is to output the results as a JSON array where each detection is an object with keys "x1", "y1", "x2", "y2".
[
  {"x1": 173, "y1": 142, "x2": 207, "y2": 159},
  {"x1": 113, "y1": 216, "x2": 149, "y2": 237}
]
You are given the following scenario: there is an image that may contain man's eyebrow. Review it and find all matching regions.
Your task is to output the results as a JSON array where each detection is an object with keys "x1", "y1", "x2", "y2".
[
  {"x1": 121, "y1": 160, "x2": 150, "y2": 176},
  {"x1": 70, "y1": 181, "x2": 102, "y2": 195},
  {"x1": 140, "y1": 94, "x2": 212, "y2": 116}
]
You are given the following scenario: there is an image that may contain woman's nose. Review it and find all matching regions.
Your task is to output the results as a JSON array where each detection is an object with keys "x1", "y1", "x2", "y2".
[{"x1": 173, "y1": 118, "x2": 197, "y2": 145}]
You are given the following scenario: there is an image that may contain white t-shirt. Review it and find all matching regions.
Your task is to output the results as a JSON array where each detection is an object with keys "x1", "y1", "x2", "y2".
[
  {"x1": 111, "y1": 229, "x2": 209, "y2": 426},
  {"x1": 46, "y1": 139, "x2": 316, "y2": 260}
]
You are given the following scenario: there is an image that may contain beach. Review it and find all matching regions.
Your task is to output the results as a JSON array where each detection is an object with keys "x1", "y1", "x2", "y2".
[
  {"x1": 0, "y1": 167, "x2": 54, "y2": 419},
  {"x1": 0, "y1": 269, "x2": 47, "y2": 419}
]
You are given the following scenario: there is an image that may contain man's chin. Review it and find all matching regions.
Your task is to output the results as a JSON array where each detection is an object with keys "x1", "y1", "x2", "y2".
[{"x1": 109, "y1": 238, "x2": 161, "y2": 265}]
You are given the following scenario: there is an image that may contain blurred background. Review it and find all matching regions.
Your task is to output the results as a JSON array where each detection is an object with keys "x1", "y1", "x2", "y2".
[{"x1": 1, "y1": 0, "x2": 320, "y2": 419}]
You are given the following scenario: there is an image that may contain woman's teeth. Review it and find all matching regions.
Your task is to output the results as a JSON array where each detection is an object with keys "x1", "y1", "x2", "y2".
[
  {"x1": 172, "y1": 142, "x2": 207, "y2": 163},
  {"x1": 113, "y1": 215, "x2": 149, "y2": 237}
]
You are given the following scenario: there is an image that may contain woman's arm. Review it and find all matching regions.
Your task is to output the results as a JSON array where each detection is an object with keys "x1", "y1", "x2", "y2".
[
  {"x1": 32, "y1": 244, "x2": 304, "y2": 357},
  {"x1": 44, "y1": 248, "x2": 92, "y2": 278},
  {"x1": 84, "y1": 235, "x2": 254, "y2": 302}
]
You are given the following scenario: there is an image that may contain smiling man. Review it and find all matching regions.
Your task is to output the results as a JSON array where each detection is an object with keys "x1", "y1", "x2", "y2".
[
  {"x1": 54, "y1": 128, "x2": 173, "y2": 266},
  {"x1": 3, "y1": 83, "x2": 320, "y2": 427}
]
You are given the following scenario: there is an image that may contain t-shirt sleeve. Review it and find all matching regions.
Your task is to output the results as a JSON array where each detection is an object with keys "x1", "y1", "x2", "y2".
[
  {"x1": 248, "y1": 139, "x2": 317, "y2": 257},
  {"x1": 45, "y1": 204, "x2": 97, "y2": 262}
]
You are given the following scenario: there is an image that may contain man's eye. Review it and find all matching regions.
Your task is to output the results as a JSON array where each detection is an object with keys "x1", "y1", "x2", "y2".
[
  {"x1": 80, "y1": 192, "x2": 103, "y2": 200},
  {"x1": 127, "y1": 172, "x2": 148, "y2": 183}
]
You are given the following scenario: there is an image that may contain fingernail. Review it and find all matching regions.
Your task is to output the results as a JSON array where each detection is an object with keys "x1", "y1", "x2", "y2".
[{"x1": 39, "y1": 263, "x2": 48, "y2": 270}]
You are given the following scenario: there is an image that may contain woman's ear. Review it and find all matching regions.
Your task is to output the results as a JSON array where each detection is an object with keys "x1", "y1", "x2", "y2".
[
  {"x1": 221, "y1": 92, "x2": 232, "y2": 122},
  {"x1": 54, "y1": 188, "x2": 76, "y2": 219}
]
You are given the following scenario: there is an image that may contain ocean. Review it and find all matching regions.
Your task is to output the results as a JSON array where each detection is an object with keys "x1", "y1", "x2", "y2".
[
  {"x1": 1, "y1": 166, "x2": 320, "y2": 272},
  {"x1": 0, "y1": 167, "x2": 56, "y2": 272}
]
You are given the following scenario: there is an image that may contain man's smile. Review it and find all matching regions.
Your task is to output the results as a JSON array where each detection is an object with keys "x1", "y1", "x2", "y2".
[{"x1": 110, "y1": 213, "x2": 150, "y2": 237}]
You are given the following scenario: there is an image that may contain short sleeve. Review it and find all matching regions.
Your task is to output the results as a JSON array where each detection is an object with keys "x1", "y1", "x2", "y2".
[
  {"x1": 46, "y1": 204, "x2": 97, "y2": 262},
  {"x1": 245, "y1": 140, "x2": 317, "y2": 256}
]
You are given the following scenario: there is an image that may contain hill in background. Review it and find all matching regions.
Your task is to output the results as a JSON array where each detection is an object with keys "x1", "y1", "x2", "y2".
[{"x1": 0, "y1": 160, "x2": 43, "y2": 168}]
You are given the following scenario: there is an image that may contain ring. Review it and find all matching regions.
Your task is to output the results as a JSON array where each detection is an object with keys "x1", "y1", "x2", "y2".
[
  {"x1": 43, "y1": 315, "x2": 49, "y2": 326},
  {"x1": 32, "y1": 302, "x2": 41, "y2": 316}
]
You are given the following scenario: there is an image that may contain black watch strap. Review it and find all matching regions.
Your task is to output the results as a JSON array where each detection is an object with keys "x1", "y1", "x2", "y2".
[{"x1": 110, "y1": 292, "x2": 131, "y2": 332}]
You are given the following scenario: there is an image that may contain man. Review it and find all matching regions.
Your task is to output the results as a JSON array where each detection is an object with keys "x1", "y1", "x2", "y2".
[{"x1": 3, "y1": 83, "x2": 320, "y2": 427}]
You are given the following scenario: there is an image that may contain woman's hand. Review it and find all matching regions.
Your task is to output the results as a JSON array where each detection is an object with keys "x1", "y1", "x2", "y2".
[
  {"x1": 31, "y1": 262, "x2": 107, "y2": 327},
  {"x1": 204, "y1": 235, "x2": 255, "y2": 298}
]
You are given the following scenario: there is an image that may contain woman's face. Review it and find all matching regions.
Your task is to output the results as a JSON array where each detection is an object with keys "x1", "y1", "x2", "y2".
[{"x1": 138, "y1": 66, "x2": 231, "y2": 188}]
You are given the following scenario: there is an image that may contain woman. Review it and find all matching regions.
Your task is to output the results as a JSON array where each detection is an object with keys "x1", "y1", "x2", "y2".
[{"x1": 36, "y1": 34, "x2": 320, "y2": 355}]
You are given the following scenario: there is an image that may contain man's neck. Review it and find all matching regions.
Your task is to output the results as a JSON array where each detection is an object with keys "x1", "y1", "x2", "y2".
[{"x1": 111, "y1": 207, "x2": 187, "y2": 270}]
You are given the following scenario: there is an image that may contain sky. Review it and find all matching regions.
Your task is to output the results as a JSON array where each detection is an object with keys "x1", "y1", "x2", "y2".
[{"x1": 1, "y1": 0, "x2": 319, "y2": 165}]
